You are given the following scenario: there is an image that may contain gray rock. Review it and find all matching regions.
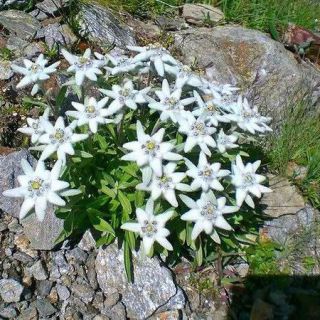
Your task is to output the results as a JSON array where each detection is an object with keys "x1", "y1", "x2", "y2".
[
  {"x1": 78, "y1": 230, "x2": 96, "y2": 251},
  {"x1": 51, "y1": 251, "x2": 71, "y2": 275},
  {"x1": 56, "y1": 284, "x2": 70, "y2": 301},
  {"x1": 0, "y1": 149, "x2": 36, "y2": 218},
  {"x1": 21, "y1": 203, "x2": 64, "y2": 250},
  {"x1": 29, "y1": 9, "x2": 48, "y2": 21},
  {"x1": 35, "y1": 23, "x2": 77, "y2": 48},
  {"x1": 8, "y1": 218, "x2": 23, "y2": 233},
  {"x1": 36, "y1": 298, "x2": 57, "y2": 317},
  {"x1": 79, "y1": 3, "x2": 136, "y2": 48},
  {"x1": 17, "y1": 304, "x2": 38, "y2": 320},
  {"x1": 86, "y1": 252, "x2": 98, "y2": 290},
  {"x1": 261, "y1": 175, "x2": 305, "y2": 217},
  {"x1": 0, "y1": 279, "x2": 24, "y2": 302},
  {"x1": 95, "y1": 243, "x2": 185, "y2": 319},
  {"x1": 0, "y1": 0, "x2": 28, "y2": 9},
  {"x1": 0, "y1": 60, "x2": 13, "y2": 80},
  {"x1": 36, "y1": 280, "x2": 53, "y2": 297},
  {"x1": 36, "y1": 0, "x2": 67, "y2": 15},
  {"x1": 174, "y1": 26, "x2": 320, "y2": 127},
  {"x1": 0, "y1": 10, "x2": 41, "y2": 40},
  {"x1": 12, "y1": 251, "x2": 34, "y2": 263},
  {"x1": 71, "y1": 282, "x2": 95, "y2": 304},
  {"x1": 65, "y1": 247, "x2": 88, "y2": 263},
  {"x1": 26, "y1": 260, "x2": 48, "y2": 280},
  {"x1": 182, "y1": 4, "x2": 224, "y2": 25},
  {"x1": 0, "y1": 306, "x2": 17, "y2": 319},
  {"x1": 102, "y1": 302, "x2": 126, "y2": 320}
]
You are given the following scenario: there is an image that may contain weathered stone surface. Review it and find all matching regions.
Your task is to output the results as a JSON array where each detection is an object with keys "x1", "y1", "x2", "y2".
[
  {"x1": 35, "y1": 298, "x2": 57, "y2": 317},
  {"x1": 0, "y1": 10, "x2": 41, "y2": 40},
  {"x1": 0, "y1": 0, "x2": 28, "y2": 9},
  {"x1": 0, "y1": 60, "x2": 13, "y2": 80},
  {"x1": 0, "y1": 149, "x2": 36, "y2": 218},
  {"x1": 71, "y1": 283, "x2": 95, "y2": 303},
  {"x1": 79, "y1": 3, "x2": 136, "y2": 48},
  {"x1": 0, "y1": 279, "x2": 24, "y2": 302},
  {"x1": 29, "y1": 9, "x2": 48, "y2": 21},
  {"x1": 78, "y1": 230, "x2": 96, "y2": 252},
  {"x1": 95, "y1": 243, "x2": 185, "y2": 319},
  {"x1": 261, "y1": 175, "x2": 305, "y2": 217},
  {"x1": 35, "y1": 23, "x2": 77, "y2": 48},
  {"x1": 182, "y1": 4, "x2": 224, "y2": 25},
  {"x1": 36, "y1": 0, "x2": 68, "y2": 15},
  {"x1": 174, "y1": 26, "x2": 320, "y2": 126},
  {"x1": 56, "y1": 284, "x2": 70, "y2": 301},
  {"x1": 26, "y1": 260, "x2": 48, "y2": 280},
  {"x1": 21, "y1": 204, "x2": 64, "y2": 250}
]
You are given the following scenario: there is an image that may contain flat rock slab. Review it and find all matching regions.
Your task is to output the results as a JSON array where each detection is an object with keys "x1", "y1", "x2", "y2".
[
  {"x1": 96, "y1": 243, "x2": 185, "y2": 319},
  {"x1": 21, "y1": 203, "x2": 64, "y2": 250},
  {"x1": 182, "y1": 4, "x2": 224, "y2": 25},
  {"x1": 79, "y1": 3, "x2": 136, "y2": 48},
  {"x1": 261, "y1": 175, "x2": 305, "y2": 217},
  {"x1": 0, "y1": 279, "x2": 24, "y2": 303},
  {"x1": 0, "y1": 10, "x2": 41, "y2": 40},
  {"x1": 174, "y1": 26, "x2": 320, "y2": 127}
]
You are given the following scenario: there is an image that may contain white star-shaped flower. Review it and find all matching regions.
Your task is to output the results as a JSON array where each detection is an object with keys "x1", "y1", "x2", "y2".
[
  {"x1": 192, "y1": 90, "x2": 229, "y2": 127},
  {"x1": 226, "y1": 96, "x2": 272, "y2": 134},
  {"x1": 164, "y1": 63, "x2": 203, "y2": 89},
  {"x1": 37, "y1": 117, "x2": 88, "y2": 164},
  {"x1": 180, "y1": 191, "x2": 238, "y2": 243},
  {"x1": 18, "y1": 108, "x2": 50, "y2": 143},
  {"x1": 177, "y1": 112, "x2": 216, "y2": 156},
  {"x1": 106, "y1": 54, "x2": 145, "y2": 75},
  {"x1": 231, "y1": 155, "x2": 272, "y2": 208},
  {"x1": 137, "y1": 162, "x2": 191, "y2": 207},
  {"x1": 216, "y1": 129, "x2": 238, "y2": 153},
  {"x1": 121, "y1": 121, "x2": 182, "y2": 177},
  {"x1": 11, "y1": 54, "x2": 60, "y2": 95},
  {"x1": 61, "y1": 48, "x2": 103, "y2": 86},
  {"x1": 148, "y1": 79, "x2": 195, "y2": 123},
  {"x1": 185, "y1": 152, "x2": 230, "y2": 192},
  {"x1": 66, "y1": 97, "x2": 114, "y2": 133},
  {"x1": 2, "y1": 159, "x2": 77, "y2": 221},
  {"x1": 121, "y1": 198, "x2": 173, "y2": 254},
  {"x1": 100, "y1": 80, "x2": 150, "y2": 116},
  {"x1": 128, "y1": 44, "x2": 178, "y2": 77}
]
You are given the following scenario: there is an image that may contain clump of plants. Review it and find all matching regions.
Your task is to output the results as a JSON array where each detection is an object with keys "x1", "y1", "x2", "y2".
[{"x1": 2, "y1": 44, "x2": 272, "y2": 277}]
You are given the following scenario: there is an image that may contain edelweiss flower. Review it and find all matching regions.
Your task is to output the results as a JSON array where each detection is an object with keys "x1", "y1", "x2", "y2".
[
  {"x1": 216, "y1": 129, "x2": 238, "y2": 153},
  {"x1": 2, "y1": 160, "x2": 76, "y2": 221},
  {"x1": 11, "y1": 54, "x2": 60, "y2": 95},
  {"x1": 192, "y1": 91, "x2": 229, "y2": 127},
  {"x1": 165, "y1": 63, "x2": 203, "y2": 89},
  {"x1": 100, "y1": 81, "x2": 150, "y2": 116},
  {"x1": 18, "y1": 108, "x2": 50, "y2": 143},
  {"x1": 231, "y1": 155, "x2": 272, "y2": 208},
  {"x1": 128, "y1": 44, "x2": 178, "y2": 77},
  {"x1": 62, "y1": 48, "x2": 103, "y2": 86},
  {"x1": 37, "y1": 117, "x2": 88, "y2": 163},
  {"x1": 227, "y1": 96, "x2": 272, "y2": 134},
  {"x1": 66, "y1": 97, "x2": 114, "y2": 133},
  {"x1": 137, "y1": 162, "x2": 191, "y2": 207},
  {"x1": 121, "y1": 198, "x2": 173, "y2": 254},
  {"x1": 178, "y1": 112, "x2": 216, "y2": 156},
  {"x1": 185, "y1": 152, "x2": 230, "y2": 192},
  {"x1": 121, "y1": 121, "x2": 182, "y2": 176},
  {"x1": 148, "y1": 79, "x2": 195, "y2": 123},
  {"x1": 106, "y1": 54, "x2": 144, "y2": 75},
  {"x1": 180, "y1": 191, "x2": 238, "y2": 242}
]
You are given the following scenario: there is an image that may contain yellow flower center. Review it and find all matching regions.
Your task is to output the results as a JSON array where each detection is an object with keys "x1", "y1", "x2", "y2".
[
  {"x1": 207, "y1": 103, "x2": 217, "y2": 112},
  {"x1": 79, "y1": 57, "x2": 89, "y2": 65},
  {"x1": 203, "y1": 168, "x2": 212, "y2": 177},
  {"x1": 145, "y1": 223, "x2": 154, "y2": 233},
  {"x1": 54, "y1": 129, "x2": 64, "y2": 140},
  {"x1": 31, "y1": 64, "x2": 39, "y2": 72},
  {"x1": 146, "y1": 141, "x2": 156, "y2": 151},
  {"x1": 86, "y1": 105, "x2": 96, "y2": 113},
  {"x1": 31, "y1": 180, "x2": 42, "y2": 190}
]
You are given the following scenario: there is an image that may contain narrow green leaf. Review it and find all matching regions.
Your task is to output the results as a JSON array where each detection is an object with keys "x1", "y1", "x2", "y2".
[
  {"x1": 118, "y1": 190, "x2": 132, "y2": 216},
  {"x1": 87, "y1": 208, "x2": 115, "y2": 235},
  {"x1": 124, "y1": 240, "x2": 133, "y2": 283},
  {"x1": 55, "y1": 86, "x2": 68, "y2": 108}
]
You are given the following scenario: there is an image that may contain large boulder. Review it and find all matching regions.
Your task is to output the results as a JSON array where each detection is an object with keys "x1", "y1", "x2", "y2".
[
  {"x1": 0, "y1": 10, "x2": 41, "y2": 40},
  {"x1": 78, "y1": 3, "x2": 136, "y2": 48},
  {"x1": 95, "y1": 243, "x2": 185, "y2": 319},
  {"x1": 174, "y1": 26, "x2": 320, "y2": 126}
]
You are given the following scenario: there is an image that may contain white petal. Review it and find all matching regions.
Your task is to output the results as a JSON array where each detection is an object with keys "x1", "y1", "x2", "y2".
[
  {"x1": 121, "y1": 222, "x2": 141, "y2": 233},
  {"x1": 191, "y1": 221, "x2": 204, "y2": 240},
  {"x1": 142, "y1": 236, "x2": 154, "y2": 254},
  {"x1": 156, "y1": 236, "x2": 173, "y2": 251},
  {"x1": 47, "y1": 191, "x2": 66, "y2": 206},
  {"x1": 20, "y1": 198, "x2": 35, "y2": 219},
  {"x1": 35, "y1": 196, "x2": 47, "y2": 222},
  {"x1": 215, "y1": 216, "x2": 232, "y2": 231}
]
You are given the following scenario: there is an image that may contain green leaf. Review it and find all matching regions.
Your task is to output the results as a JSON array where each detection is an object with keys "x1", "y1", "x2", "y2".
[
  {"x1": 124, "y1": 240, "x2": 133, "y2": 283},
  {"x1": 100, "y1": 186, "x2": 116, "y2": 199},
  {"x1": 196, "y1": 240, "x2": 203, "y2": 266},
  {"x1": 125, "y1": 231, "x2": 136, "y2": 251},
  {"x1": 87, "y1": 208, "x2": 115, "y2": 235},
  {"x1": 118, "y1": 190, "x2": 132, "y2": 216},
  {"x1": 55, "y1": 86, "x2": 68, "y2": 108},
  {"x1": 95, "y1": 134, "x2": 108, "y2": 150},
  {"x1": 134, "y1": 190, "x2": 145, "y2": 208}
]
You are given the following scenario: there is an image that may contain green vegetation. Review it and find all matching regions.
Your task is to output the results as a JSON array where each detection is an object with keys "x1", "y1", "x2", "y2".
[
  {"x1": 220, "y1": 0, "x2": 320, "y2": 33},
  {"x1": 267, "y1": 100, "x2": 320, "y2": 208}
]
